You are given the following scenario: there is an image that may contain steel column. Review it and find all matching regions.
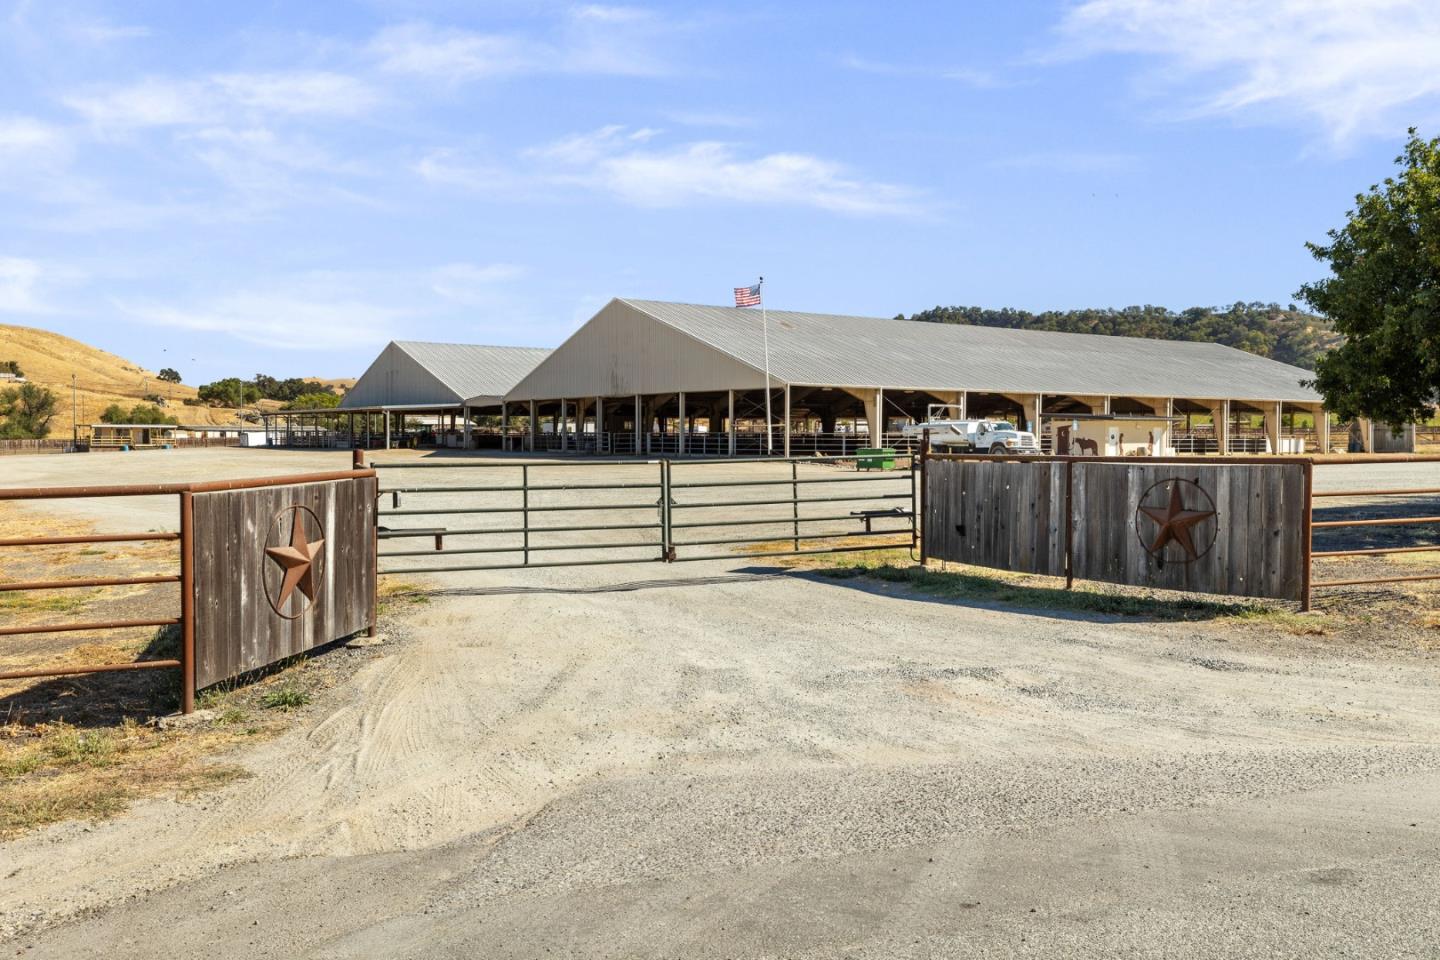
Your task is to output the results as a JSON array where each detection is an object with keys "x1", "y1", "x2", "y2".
[
  {"x1": 783, "y1": 384, "x2": 792, "y2": 458},
  {"x1": 727, "y1": 390, "x2": 736, "y2": 456}
]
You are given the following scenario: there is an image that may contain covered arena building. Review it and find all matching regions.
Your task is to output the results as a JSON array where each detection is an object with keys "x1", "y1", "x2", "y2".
[
  {"x1": 263, "y1": 340, "x2": 551, "y2": 448},
  {"x1": 498, "y1": 298, "x2": 1340, "y2": 456}
]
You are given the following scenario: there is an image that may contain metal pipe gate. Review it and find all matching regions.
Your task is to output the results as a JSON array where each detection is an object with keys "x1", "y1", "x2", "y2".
[{"x1": 368, "y1": 455, "x2": 917, "y2": 576}]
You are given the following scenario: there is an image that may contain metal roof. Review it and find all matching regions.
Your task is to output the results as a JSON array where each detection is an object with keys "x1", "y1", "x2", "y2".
[
  {"x1": 342, "y1": 341, "x2": 551, "y2": 409},
  {"x1": 395, "y1": 341, "x2": 552, "y2": 403},
  {"x1": 617, "y1": 299, "x2": 1323, "y2": 402}
]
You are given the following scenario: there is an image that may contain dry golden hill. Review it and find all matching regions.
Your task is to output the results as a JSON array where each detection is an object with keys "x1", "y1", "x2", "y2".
[{"x1": 0, "y1": 324, "x2": 269, "y2": 433}]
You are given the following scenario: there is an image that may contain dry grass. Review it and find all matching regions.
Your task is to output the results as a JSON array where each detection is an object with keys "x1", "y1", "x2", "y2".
[
  {"x1": 0, "y1": 502, "x2": 333, "y2": 839},
  {"x1": 0, "y1": 717, "x2": 254, "y2": 839},
  {"x1": 0, "y1": 322, "x2": 277, "y2": 429}
]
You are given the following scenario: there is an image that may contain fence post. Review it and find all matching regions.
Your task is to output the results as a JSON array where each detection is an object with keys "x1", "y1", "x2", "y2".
[
  {"x1": 353, "y1": 449, "x2": 378, "y2": 637},
  {"x1": 791, "y1": 459, "x2": 800, "y2": 552},
  {"x1": 522, "y1": 464, "x2": 531, "y2": 566},
  {"x1": 1300, "y1": 459, "x2": 1314, "y2": 611},
  {"x1": 1064, "y1": 459, "x2": 1076, "y2": 590},
  {"x1": 179, "y1": 490, "x2": 196, "y2": 714},
  {"x1": 918, "y1": 432, "x2": 929, "y2": 564},
  {"x1": 660, "y1": 460, "x2": 675, "y2": 561}
]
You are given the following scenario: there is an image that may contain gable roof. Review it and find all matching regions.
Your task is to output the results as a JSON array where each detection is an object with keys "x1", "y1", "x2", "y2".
[
  {"x1": 613, "y1": 299, "x2": 1321, "y2": 402},
  {"x1": 343, "y1": 340, "x2": 551, "y2": 408}
]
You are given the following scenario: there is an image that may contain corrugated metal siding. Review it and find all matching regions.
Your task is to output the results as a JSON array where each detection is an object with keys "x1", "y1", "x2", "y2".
[
  {"x1": 617, "y1": 300, "x2": 1322, "y2": 403},
  {"x1": 342, "y1": 341, "x2": 551, "y2": 409},
  {"x1": 506, "y1": 300, "x2": 768, "y2": 401}
]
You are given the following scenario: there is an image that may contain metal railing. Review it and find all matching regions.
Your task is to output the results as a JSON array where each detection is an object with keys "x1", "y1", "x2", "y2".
[
  {"x1": 1309, "y1": 477, "x2": 1440, "y2": 595},
  {"x1": 369, "y1": 454, "x2": 917, "y2": 574},
  {"x1": 0, "y1": 468, "x2": 376, "y2": 713}
]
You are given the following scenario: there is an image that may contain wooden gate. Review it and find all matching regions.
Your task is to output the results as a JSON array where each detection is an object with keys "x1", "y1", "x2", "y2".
[{"x1": 923, "y1": 455, "x2": 1310, "y2": 603}]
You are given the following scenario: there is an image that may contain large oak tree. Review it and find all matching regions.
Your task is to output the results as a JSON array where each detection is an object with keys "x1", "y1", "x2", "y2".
[{"x1": 1299, "y1": 129, "x2": 1440, "y2": 427}]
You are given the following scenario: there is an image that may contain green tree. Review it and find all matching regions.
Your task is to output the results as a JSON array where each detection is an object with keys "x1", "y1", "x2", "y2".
[
  {"x1": 99, "y1": 403, "x2": 129, "y2": 424},
  {"x1": 0, "y1": 384, "x2": 58, "y2": 438},
  {"x1": 125, "y1": 403, "x2": 178, "y2": 425},
  {"x1": 1298, "y1": 128, "x2": 1440, "y2": 427},
  {"x1": 281, "y1": 391, "x2": 341, "y2": 411},
  {"x1": 157, "y1": 367, "x2": 182, "y2": 383},
  {"x1": 198, "y1": 377, "x2": 260, "y2": 407},
  {"x1": 1, "y1": 360, "x2": 23, "y2": 377}
]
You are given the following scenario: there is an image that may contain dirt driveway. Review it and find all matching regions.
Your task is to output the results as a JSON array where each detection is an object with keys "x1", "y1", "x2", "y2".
[{"x1": 2, "y1": 450, "x2": 1439, "y2": 958}]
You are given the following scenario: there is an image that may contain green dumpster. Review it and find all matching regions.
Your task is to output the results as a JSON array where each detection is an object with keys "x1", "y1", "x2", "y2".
[{"x1": 856, "y1": 447, "x2": 896, "y2": 471}]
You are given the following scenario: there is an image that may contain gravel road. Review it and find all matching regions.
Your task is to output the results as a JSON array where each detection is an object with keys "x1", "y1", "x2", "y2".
[{"x1": 2, "y1": 449, "x2": 1438, "y2": 958}]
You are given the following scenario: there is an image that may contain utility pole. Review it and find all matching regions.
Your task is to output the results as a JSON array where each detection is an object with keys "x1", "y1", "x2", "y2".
[{"x1": 71, "y1": 373, "x2": 78, "y2": 447}]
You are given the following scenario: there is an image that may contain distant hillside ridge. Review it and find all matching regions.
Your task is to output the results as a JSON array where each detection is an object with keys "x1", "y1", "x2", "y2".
[
  {"x1": 0, "y1": 323, "x2": 261, "y2": 430},
  {"x1": 898, "y1": 302, "x2": 1339, "y2": 371}
]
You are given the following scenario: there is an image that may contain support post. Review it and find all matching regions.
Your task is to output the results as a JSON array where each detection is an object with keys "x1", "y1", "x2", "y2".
[
  {"x1": 179, "y1": 490, "x2": 195, "y2": 714},
  {"x1": 876, "y1": 387, "x2": 885, "y2": 447},
  {"x1": 384, "y1": 410, "x2": 391, "y2": 450},
  {"x1": 528, "y1": 400, "x2": 538, "y2": 452},
  {"x1": 560, "y1": 398, "x2": 568, "y2": 453},
  {"x1": 727, "y1": 389, "x2": 736, "y2": 456},
  {"x1": 634, "y1": 394, "x2": 643, "y2": 456},
  {"x1": 1217, "y1": 400, "x2": 1230, "y2": 454},
  {"x1": 595, "y1": 396, "x2": 604, "y2": 454},
  {"x1": 1032, "y1": 394, "x2": 1043, "y2": 439},
  {"x1": 783, "y1": 384, "x2": 792, "y2": 458},
  {"x1": 1266, "y1": 401, "x2": 1282, "y2": 454},
  {"x1": 678, "y1": 391, "x2": 686, "y2": 456},
  {"x1": 1317, "y1": 405, "x2": 1330, "y2": 455},
  {"x1": 500, "y1": 403, "x2": 509, "y2": 452},
  {"x1": 958, "y1": 391, "x2": 967, "y2": 420}
]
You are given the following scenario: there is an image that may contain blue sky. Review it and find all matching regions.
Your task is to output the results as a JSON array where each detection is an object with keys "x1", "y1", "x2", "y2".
[{"x1": 3, "y1": 1, "x2": 1440, "y2": 383}]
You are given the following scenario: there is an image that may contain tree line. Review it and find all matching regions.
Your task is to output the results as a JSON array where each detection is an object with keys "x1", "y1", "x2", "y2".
[
  {"x1": 193, "y1": 374, "x2": 338, "y2": 407},
  {"x1": 898, "y1": 302, "x2": 1338, "y2": 371}
]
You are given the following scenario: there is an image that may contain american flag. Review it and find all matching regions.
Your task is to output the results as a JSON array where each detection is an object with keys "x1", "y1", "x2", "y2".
[{"x1": 734, "y1": 282, "x2": 762, "y2": 307}]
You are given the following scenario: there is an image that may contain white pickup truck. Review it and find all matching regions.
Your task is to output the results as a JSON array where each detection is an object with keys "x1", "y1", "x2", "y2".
[{"x1": 902, "y1": 418, "x2": 1041, "y2": 455}]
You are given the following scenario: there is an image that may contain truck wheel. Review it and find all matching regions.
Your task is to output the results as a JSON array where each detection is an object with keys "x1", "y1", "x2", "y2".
[{"x1": 989, "y1": 444, "x2": 1007, "y2": 456}]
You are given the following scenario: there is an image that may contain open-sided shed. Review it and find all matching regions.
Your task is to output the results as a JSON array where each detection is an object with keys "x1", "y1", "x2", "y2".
[{"x1": 503, "y1": 298, "x2": 1332, "y2": 456}]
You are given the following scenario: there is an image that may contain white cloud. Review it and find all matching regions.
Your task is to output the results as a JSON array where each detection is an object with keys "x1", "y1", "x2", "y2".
[
  {"x1": 370, "y1": 7, "x2": 674, "y2": 82},
  {"x1": 64, "y1": 71, "x2": 378, "y2": 130},
  {"x1": 421, "y1": 126, "x2": 921, "y2": 217},
  {"x1": 1056, "y1": 0, "x2": 1440, "y2": 143},
  {"x1": 0, "y1": 115, "x2": 64, "y2": 155},
  {"x1": 430, "y1": 262, "x2": 526, "y2": 304},
  {"x1": 371, "y1": 23, "x2": 540, "y2": 80},
  {"x1": 118, "y1": 289, "x2": 412, "y2": 351},
  {"x1": 840, "y1": 54, "x2": 999, "y2": 87},
  {"x1": 116, "y1": 263, "x2": 530, "y2": 351},
  {"x1": 0, "y1": 256, "x2": 75, "y2": 314}
]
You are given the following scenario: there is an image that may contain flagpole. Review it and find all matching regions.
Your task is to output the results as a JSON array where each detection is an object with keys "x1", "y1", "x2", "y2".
[{"x1": 759, "y1": 276, "x2": 772, "y2": 454}]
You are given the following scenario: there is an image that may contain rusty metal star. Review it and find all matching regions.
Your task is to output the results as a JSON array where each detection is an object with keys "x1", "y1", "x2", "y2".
[
  {"x1": 1138, "y1": 481, "x2": 1215, "y2": 560},
  {"x1": 265, "y1": 512, "x2": 324, "y2": 611}
]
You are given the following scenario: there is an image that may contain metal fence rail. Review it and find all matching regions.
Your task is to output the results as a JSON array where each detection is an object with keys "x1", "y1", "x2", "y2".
[
  {"x1": 0, "y1": 468, "x2": 377, "y2": 713},
  {"x1": 370, "y1": 454, "x2": 917, "y2": 574},
  {"x1": 1309, "y1": 484, "x2": 1440, "y2": 591}
]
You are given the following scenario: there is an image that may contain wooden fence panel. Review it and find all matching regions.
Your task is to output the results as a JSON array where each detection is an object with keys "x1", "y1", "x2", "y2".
[
  {"x1": 924, "y1": 459, "x2": 1067, "y2": 576},
  {"x1": 1069, "y1": 462, "x2": 1305, "y2": 601},
  {"x1": 924, "y1": 458, "x2": 1306, "y2": 601},
  {"x1": 192, "y1": 476, "x2": 375, "y2": 688}
]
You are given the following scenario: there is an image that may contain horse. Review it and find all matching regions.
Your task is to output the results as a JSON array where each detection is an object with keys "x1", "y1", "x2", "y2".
[{"x1": 1073, "y1": 437, "x2": 1099, "y2": 456}]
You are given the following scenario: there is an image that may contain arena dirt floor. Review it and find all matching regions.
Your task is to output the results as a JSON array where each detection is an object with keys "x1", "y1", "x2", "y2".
[{"x1": 1, "y1": 448, "x2": 1438, "y2": 958}]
